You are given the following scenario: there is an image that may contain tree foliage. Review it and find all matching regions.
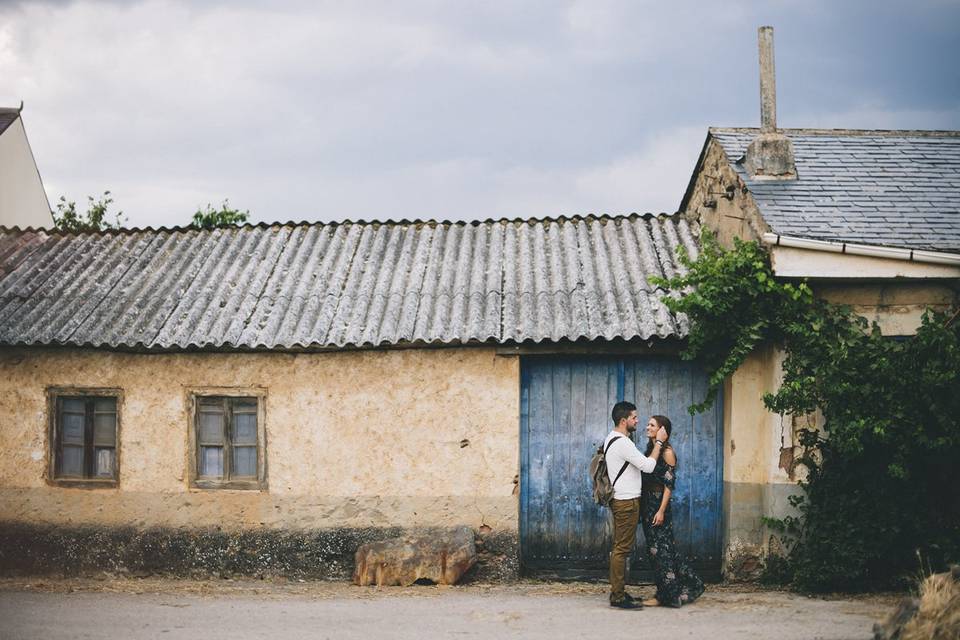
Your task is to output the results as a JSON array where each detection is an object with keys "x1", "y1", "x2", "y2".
[
  {"x1": 52, "y1": 191, "x2": 126, "y2": 231},
  {"x1": 653, "y1": 232, "x2": 960, "y2": 591},
  {"x1": 191, "y1": 200, "x2": 250, "y2": 229}
]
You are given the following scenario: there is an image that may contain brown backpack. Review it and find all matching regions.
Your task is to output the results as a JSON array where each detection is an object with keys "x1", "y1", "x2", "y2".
[{"x1": 589, "y1": 436, "x2": 630, "y2": 507}]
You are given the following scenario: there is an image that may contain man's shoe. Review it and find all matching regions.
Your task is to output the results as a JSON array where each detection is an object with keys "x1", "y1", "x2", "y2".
[
  {"x1": 609, "y1": 598, "x2": 643, "y2": 610},
  {"x1": 624, "y1": 592, "x2": 639, "y2": 603}
]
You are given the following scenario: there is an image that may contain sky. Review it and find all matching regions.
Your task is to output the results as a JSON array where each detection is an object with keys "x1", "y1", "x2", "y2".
[{"x1": 2, "y1": 0, "x2": 959, "y2": 228}]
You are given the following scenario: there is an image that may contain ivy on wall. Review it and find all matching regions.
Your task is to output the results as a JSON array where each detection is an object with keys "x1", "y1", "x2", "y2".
[{"x1": 653, "y1": 233, "x2": 960, "y2": 592}]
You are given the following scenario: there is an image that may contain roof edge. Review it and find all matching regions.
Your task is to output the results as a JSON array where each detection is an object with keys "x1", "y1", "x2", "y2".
[
  {"x1": 762, "y1": 232, "x2": 960, "y2": 266},
  {"x1": 678, "y1": 130, "x2": 715, "y2": 214},
  {"x1": 709, "y1": 126, "x2": 960, "y2": 137},
  {"x1": 0, "y1": 211, "x2": 684, "y2": 236},
  {"x1": 0, "y1": 332, "x2": 687, "y2": 354}
]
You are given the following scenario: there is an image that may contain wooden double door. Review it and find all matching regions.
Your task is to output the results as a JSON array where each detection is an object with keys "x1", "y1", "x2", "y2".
[{"x1": 519, "y1": 356, "x2": 723, "y2": 580}]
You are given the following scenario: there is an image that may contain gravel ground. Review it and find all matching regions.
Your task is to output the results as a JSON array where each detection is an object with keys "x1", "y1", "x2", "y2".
[{"x1": 0, "y1": 577, "x2": 901, "y2": 640}]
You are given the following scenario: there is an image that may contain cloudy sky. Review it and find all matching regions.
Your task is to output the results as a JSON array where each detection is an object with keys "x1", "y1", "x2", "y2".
[{"x1": 2, "y1": 0, "x2": 959, "y2": 228}]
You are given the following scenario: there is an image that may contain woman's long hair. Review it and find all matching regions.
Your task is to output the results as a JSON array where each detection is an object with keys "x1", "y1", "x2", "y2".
[{"x1": 644, "y1": 414, "x2": 674, "y2": 458}]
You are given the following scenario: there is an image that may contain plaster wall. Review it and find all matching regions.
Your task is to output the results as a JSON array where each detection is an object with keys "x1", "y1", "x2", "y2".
[
  {"x1": 0, "y1": 118, "x2": 52, "y2": 229},
  {"x1": 0, "y1": 347, "x2": 520, "y2": 532},
  {"x1": 719, "y1": 346, "x2": 801, "y2": 575},
  {"x1": 814, "y1": 281, "x2": 958, "y2": 336},
  {"x1": 718, "y1": 279, "x2": 958, "y2": 573}
]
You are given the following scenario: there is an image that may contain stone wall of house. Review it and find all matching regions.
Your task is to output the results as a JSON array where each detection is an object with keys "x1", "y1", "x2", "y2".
[
  {"x1": 0, "y1": 346, "x2": 520, "y2": 578},
  {"x1": 682, "y1": 137, "x2": 768, "y2": 248}
]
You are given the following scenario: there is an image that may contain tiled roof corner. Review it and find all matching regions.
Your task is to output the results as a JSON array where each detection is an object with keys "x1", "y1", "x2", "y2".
[{"x1": 710, "y1": 128, "x2": 960, "y2": 253}]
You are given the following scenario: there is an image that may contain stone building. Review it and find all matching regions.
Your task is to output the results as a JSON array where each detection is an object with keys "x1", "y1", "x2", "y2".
[
  {"x1": 680, "y1": 32, "x2": 960, "y2": 573},
  {"x1": 0, "y1": 214, "x2": 726, "y2": 581}
]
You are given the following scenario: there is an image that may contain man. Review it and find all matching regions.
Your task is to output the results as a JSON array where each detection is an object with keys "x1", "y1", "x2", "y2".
[{"x1": 605, "y1": 401, "x2": 668, "y2": 609}]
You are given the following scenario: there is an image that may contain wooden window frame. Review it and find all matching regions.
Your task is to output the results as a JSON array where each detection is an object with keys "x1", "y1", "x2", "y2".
[
  {"x1": 46, "y1": 387, "x2": 122, "y2": 488},
  {"x1": 187, "y1": 388, "x2": 267, "y2": 491}
]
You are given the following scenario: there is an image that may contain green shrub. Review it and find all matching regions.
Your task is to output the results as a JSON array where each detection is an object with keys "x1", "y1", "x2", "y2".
[{"x1": 654, "y1": 233, "x2": 960, "y2": 592}]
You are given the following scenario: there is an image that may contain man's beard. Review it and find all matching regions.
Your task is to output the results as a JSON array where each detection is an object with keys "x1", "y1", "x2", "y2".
[{"x1": 627, "y1": 425, "x2": 637, "y2": 433}]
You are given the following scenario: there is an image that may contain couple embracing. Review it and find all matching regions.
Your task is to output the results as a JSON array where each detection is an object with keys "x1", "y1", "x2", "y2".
[{"x1": 604, "y1": 401, "x2": 705, "y2": 610}]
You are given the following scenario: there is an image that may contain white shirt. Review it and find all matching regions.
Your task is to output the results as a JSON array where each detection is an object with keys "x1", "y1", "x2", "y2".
[{"x1": 603, "y1": 430, "x2": 657, "y2": 500}]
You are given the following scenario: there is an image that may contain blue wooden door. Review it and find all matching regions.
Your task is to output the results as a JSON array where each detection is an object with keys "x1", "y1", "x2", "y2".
[{"x1": 519, "y1": 356, "x2": 723, "y2": 580}]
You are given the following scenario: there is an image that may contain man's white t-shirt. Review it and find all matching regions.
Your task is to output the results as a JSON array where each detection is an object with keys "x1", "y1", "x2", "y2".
[{"x1": 603, "y1": 430, "x2": 657, "y2": 500}]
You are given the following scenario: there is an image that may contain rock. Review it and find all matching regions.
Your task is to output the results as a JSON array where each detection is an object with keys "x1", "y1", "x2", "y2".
[{"x1": 353, "y1": 526, "x2": 477, "y2": 586}]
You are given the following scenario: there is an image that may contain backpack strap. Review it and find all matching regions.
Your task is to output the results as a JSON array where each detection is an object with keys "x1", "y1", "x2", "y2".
[
  {"x1": 604, "y1": 436, "x2": 622, "y2": 454},
  {"x1": 605, "y1": 437, "x2": 631, "y2": 488},
  {"x1": 612, "y1": 461, "x2": 630, "y2": 487}
]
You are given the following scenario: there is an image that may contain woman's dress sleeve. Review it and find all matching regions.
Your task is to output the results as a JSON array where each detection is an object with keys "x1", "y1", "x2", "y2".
[{"x1": 654, "y1": 458, "x2": 676, "y2": 490}]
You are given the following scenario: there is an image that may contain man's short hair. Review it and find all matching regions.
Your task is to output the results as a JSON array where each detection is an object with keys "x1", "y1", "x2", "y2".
[{"x1": 611, "y1": 401, "x2": 637, "y2": 426}]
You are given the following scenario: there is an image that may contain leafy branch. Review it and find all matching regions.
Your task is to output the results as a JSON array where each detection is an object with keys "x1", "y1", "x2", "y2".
[{"x1": 53, "y1": 191, "x2": 127, "y2": 231}]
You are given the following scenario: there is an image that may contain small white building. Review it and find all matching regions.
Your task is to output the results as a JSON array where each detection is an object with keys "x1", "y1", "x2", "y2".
[{"x1": 0, "y1": 105, "x2": 52, "y2": 229}]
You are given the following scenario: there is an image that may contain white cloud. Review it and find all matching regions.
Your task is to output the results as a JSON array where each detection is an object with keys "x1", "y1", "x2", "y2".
[
  {"x1": 790, "y1": 104, "x2": 960, "y2": 131},
  {"x1": 1, "y1": 1, "x2": 958, "y2": 227}
]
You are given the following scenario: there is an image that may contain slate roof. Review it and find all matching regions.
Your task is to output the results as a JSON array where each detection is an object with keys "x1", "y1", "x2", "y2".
[
  {"x1": 0, "y1": 214, "x2": 696, "y2": 351},
  {"x1": 708, "y1": 128, "x2": 960, "y2": 254}
]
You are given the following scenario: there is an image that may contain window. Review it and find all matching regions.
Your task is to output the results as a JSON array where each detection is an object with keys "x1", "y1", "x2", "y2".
[
  {"x1": 51, "y1": 393, "x2": 119, "y2": 485},
  {"x1": 192, "y1": 395, "x2": 265, "y2": 489}
]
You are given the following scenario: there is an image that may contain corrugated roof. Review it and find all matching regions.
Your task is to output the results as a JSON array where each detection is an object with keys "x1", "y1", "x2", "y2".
[
  {"x1": 709, "y1": 128, "x2": 960, "y2": 254},
  {"x1": 0, "y1": 214, "x2": 697, "y2": 351}
]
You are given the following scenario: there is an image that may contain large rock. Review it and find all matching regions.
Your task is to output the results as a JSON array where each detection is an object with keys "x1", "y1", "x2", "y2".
[{"x1": 353, "y1": 526, "x2": 477, "y2": 586}]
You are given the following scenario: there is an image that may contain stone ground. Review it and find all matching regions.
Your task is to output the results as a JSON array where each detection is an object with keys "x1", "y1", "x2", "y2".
[{"x1": 0, "y1": 576, "x2": 901, "y2": 640}]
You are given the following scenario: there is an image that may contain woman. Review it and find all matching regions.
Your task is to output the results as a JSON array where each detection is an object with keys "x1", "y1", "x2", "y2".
[{"x1": 640, "y1": 415, "x2": 705, "y2": 607}]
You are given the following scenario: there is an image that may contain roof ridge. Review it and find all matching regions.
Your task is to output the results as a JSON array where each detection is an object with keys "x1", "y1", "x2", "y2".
[
  {"x1": 709, "y1": 126, "x2": 960, "y2": 137},
  {"x1": 0, "y1": 212, "x2": 683, "y2": 236}
]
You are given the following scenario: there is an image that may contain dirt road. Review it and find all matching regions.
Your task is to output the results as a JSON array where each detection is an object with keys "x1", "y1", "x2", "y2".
[{"x1": 0, "y1": 578, "x2": 896, "y2": 639}]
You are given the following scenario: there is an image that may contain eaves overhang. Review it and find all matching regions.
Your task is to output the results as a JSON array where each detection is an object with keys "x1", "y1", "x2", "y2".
[{"x1": 762, "y1": 232, "x2": 960, "y2": 279}]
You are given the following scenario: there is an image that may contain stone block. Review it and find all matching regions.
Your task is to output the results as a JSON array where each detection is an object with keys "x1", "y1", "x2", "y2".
[{"x1": 353, "y1": 526, "x2": 477, "y2": 586}]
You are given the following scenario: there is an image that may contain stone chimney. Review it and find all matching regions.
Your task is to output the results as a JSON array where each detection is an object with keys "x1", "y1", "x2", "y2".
[{"x1": 743, "y1": 26, "x2": 797, "y2": 180}]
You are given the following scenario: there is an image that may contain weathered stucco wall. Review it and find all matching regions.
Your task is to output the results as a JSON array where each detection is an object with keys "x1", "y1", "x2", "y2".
[
  {"x1": 719, "y1": 346, "x2": 801, "y2": 577},
  {"x1": 717, "y1": 281, "x2": 958, "y2": 577},
  {"x1": 0, "y1": 347, "x2": 519, "y2": 533},
  {"x1": 814, "y1": 281, "x2": 958, "y2": 336}
]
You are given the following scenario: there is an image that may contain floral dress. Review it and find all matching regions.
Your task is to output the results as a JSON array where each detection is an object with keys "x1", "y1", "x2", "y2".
[{"x1": 640, "y1": 451, "x2": 705, "y2": 607}]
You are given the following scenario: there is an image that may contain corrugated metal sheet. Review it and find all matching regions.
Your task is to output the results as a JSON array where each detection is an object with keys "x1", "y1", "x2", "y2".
[
  {"x1": 0, "y1": 214, "x2": 697, "y2": 351},
  {"x1": 710, "y1": 128, "x2": 960, "y2": 253}
]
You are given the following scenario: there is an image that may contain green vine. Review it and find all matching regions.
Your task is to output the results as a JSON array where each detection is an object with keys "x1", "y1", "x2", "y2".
[{"x1": 653, "y1": 232, "x2": 960, "y2": 591}]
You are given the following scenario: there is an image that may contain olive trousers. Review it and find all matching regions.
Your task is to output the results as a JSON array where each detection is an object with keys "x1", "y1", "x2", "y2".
[{"x1": 609, "y1": 496, "x2": 640, "y2": 603}]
